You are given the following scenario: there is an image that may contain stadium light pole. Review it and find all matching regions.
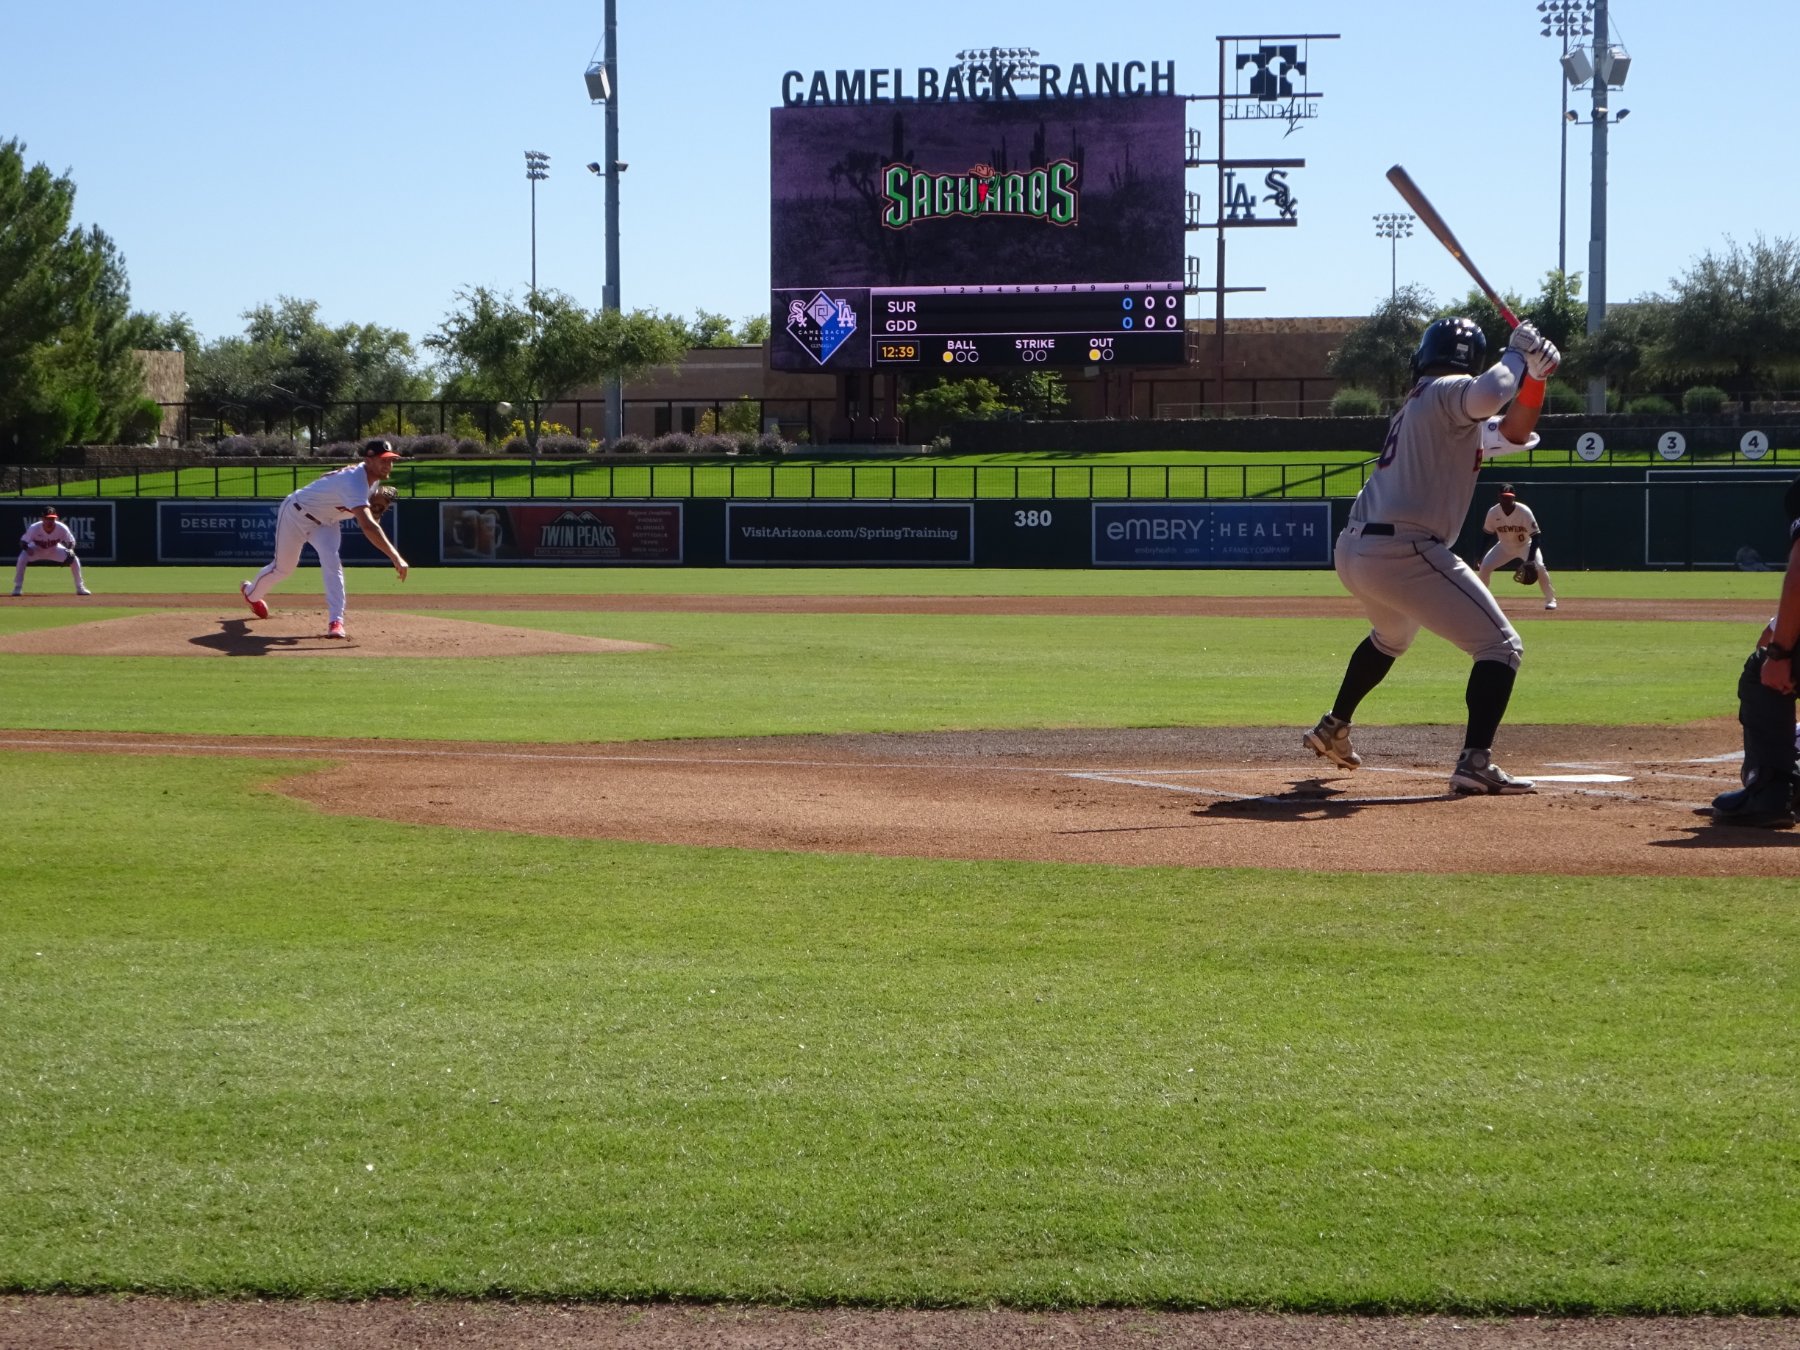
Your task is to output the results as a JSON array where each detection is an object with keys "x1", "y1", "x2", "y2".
[
  {"x1": 1539, "y1": 0, "x2": 1595, "y2": 278},
  {"x1": 1583, "y1": 0, "x2": 1631, "y2": 414},
  {"x1": 1373, "y1": 212, "x2": 1414, "y2": 299},
  {"x1": 584, "y1": 0, "x2": 624, "y2": 445},
  {"x1": 524, "y1": 150, "x2": 550, "y2": 296}
]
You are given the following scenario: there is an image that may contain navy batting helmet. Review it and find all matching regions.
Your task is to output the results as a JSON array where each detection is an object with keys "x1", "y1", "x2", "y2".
[{"x1": 1411, "y1": 317, "x2": 1486, "y2": 379}]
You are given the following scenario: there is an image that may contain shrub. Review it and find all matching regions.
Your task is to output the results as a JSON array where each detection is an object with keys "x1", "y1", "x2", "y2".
[
  {"x1": 609, "y1": 434, "x2": 649, "y2": 455},
  {"x1": 651, "y1": 432, "x2": 697, "y2": 457},
  {"x1": 1329, "y1": 387, "x2": 1382, "y2": 416},
  {"x1": 509, "y1": 433, "x2": 593, "y2": 457},
  {"x1": 693, "y1": 433, "x2": 739, "y2": 457},
  {"x1": 1682, "y1": 385, "x2": 1728, "y2": 415},
  {"x1": 753, "y1": 431, "x2": 789, "y2": 457},
  {"x1": 212, "y1": 433, "x2": 305, "y2": 458},
  {"x1": 1543, "y1": 381, "x2": 1584, "y2": 413},
  {"x1": 121, "y1": 396, "x2": 165, "y2": 444},
  {"x1": 1626, "y1": 395, "x2": 1677, "y2": 416}
]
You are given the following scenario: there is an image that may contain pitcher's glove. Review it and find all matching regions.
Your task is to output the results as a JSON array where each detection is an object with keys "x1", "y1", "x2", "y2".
[
  {"x1": 367, "y1": 486, "x2": 398, "y2": 516},
  {"x1": 1515, "y1": 561, "x2": 1540, "y2": 586}
]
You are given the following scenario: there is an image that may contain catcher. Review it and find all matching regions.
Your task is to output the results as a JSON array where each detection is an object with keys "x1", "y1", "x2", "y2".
[
  {"x1": 1477, "y1": 484, "x2": 1558, "y2": 611},
  {"x1": 12, "y1": 505, "x2": 92, "y2": 596},
  {"x1": 1710, "y1": 473, "x2": 1800, "y2": 829},
  {"x1": 239, "y1": 439, "x2": 408, "y2": 639}
]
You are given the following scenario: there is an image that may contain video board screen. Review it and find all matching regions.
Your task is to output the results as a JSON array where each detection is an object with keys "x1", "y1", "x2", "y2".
[{"x1": 770, "y1": 97, "x2": 1186, "y2": 371}]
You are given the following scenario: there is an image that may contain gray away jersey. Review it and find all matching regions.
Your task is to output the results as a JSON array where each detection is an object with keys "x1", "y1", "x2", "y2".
[{"x1": 1349, "y1": 376, "x2": 1492, "y2": 543}]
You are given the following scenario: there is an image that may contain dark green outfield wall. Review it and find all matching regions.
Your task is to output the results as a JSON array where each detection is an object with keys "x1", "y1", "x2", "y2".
[{"x1": 52, "y1": 466, "x2": 1797, "y2": 571}]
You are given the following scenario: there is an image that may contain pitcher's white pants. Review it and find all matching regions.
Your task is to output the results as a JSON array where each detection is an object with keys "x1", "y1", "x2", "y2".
[
  {"x1": 245, "y1": 500, "x2": 348, "y2": 624},
  {"x1": 1336, "y1": 526, "x2": 1522, "y2": 669}
]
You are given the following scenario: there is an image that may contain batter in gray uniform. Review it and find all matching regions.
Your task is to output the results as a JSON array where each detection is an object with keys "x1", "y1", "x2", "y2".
[{"x1": 1303, "y1": 317, "x2": 1559, "y2": 794}]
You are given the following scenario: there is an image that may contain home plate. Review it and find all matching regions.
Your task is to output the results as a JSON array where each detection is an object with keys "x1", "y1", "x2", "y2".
[{"x1": 1535, "y1": 773, "x2": 1634, "y2": 783}]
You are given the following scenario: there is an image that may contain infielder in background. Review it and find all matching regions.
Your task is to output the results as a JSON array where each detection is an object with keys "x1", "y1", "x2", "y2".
[
  {"x1": 240, "y1": 439, "x2": 408, "y2": 638},
  {"x1": 12, "y1": 506, "x2": 91, "y2": 597},
  {"x1": 1477, "y1": 483, "x2": 1558, "y2": 610},
  {"x1": 1304, "y1": 317, "x2": 1559, "y2": 794},
  {"x1": 1709, "y1": 473, "x2": 1800, "y2": 829}
]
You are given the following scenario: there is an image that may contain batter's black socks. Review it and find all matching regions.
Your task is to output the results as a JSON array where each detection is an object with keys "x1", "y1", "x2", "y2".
[
  {"x1": 1463, "y1": 660, "x2": 1518, "y2": 752},
  {"x1": 1332, "y1": 638, "x2": 1397, "y2": 722}
]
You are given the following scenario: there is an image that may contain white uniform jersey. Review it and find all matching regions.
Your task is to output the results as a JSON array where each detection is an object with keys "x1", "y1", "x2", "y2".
[
  {"x1": 1483, "y1": 502, "x2": 1540, "y2": 552},
  {"x1": 288, "y1": 462, "x2": 377, "y2": 520},
  {"x1": 20, "y1": 521, "x2": 76, "y2": 553},
  {"x1": 1349, "y1": 376, "x2": 1490, "y2": 544}
]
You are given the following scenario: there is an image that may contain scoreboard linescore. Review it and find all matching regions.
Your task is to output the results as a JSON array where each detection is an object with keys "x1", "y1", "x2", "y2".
[{"x1": 872, "y1": 283, "x2": 1185, "y2": 367}]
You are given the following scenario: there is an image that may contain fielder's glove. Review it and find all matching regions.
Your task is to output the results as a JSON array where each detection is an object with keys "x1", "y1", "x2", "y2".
[
  {"x1": 367, "y1": 486, "x2": 398, "y2": 515},
  {"x1": 1515, "y1": 561, "x2": 1541, "y2": 586}
]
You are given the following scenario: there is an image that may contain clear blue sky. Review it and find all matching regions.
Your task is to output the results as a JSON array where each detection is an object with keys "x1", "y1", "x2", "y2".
[{"x1": 5, "y1": 0, "x2": 1794, "y2": 351}]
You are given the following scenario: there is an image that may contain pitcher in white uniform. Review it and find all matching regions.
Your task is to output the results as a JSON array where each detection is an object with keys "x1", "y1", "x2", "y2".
[
  {"x1": 240, "y1": 439, "x2": 409, "y2": 638},
  {"x1": 1477, "y1": 484, "x2": 1557, "y2": 610},
  {"x1": 1303, "y1": 317, "x2": 1559, "y2": 794}
]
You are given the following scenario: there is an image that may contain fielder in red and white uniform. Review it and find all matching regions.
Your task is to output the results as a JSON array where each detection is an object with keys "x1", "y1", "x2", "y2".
[
  {"x1": 12, "y1": 506, "x2": 91, "y2": 596},
  {"x1": 240, "y1": 439, "x2": 409, "y2": 638},
  {"x1": 1477, "y1": 484, "x2": 1558, "y2": 610}
]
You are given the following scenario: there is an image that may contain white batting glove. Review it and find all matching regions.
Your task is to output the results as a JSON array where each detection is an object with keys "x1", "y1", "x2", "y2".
[{"x1": 1524, "y1": 337, "x2": 1560, "y2": 380}]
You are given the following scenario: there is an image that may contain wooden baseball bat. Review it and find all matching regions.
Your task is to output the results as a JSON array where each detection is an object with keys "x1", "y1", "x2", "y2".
[{"x1": 1385, "y1": 164, "x2": 1519, "y2": 329}]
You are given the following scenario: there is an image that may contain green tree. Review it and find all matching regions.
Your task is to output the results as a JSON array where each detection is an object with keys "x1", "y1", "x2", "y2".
[
  {"x1": 120, "y1": 310, "x2": 199, "y2": 352},
  {"x1": 1656, "y1": 235, "x2": 1800, "y2": 398},
  {"x1": 898, "y1": 377, "x2": 1017, "y2": 440},
  {"x1": 678, "y1": 309, "x2": 739, "y2": 347},
  {"x1": 1520, "y1": 269, "x2": 1585, "y2": 351},
  {"x1": 736, "y1": 313, "x2": 771, "y2": 345},
  {"x1": 426, "y1": 286, "x2": 688, "y2": 453},
  {"x1": 0, "y1": 138, "x2": 148, "y2": 456},
  {"x1": 1326, "y1": 284, "x2": 1435, "y2": 401},
  {"x1": 187, "y1": 297, "x2": 429, "y2": 439},
  {"x1": 1564, "y1": 301, "x2": 1665, "y2": 408}
]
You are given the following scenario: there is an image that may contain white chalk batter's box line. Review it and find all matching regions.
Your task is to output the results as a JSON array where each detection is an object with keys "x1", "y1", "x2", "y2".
[{"x1": 1066, "y1": 764, "x2": 1729, "y2": 813}]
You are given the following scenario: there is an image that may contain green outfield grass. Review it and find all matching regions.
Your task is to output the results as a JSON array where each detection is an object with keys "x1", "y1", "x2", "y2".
[
  {"x1": 29, "y1": 452, "x2": 1378, "y2": 503},
  {"x1": 58, "y1": 564, "x2": 1796, "y2": 601},
  {"x1": 1, "y1": 568, "x2": 1795, "y2": 1311},
  {"x1": 16, "y1": 442, "x2": 1794, "y2": 504},
  {"x1": 3, "y1": 758, "x2": 1795, "y2": 1309}
]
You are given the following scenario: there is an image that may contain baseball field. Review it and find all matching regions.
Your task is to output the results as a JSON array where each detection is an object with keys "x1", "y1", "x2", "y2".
[{"x1": 1, "y1": 565, "x2": 1796, "y2": 1347}]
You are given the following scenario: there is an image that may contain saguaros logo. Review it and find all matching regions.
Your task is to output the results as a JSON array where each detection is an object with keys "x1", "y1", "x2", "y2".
[{"x1": 882, "y1": 161, "x2": 1079, "y2": 229}]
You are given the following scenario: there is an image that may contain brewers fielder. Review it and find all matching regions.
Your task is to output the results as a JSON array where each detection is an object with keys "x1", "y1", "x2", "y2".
[
  {"x1": 1477, "y1": 483, "x2": 1558, "y2": 610},
  {"x1": 1304, "y1": 317, "x2": 1558, "y2": 794}
]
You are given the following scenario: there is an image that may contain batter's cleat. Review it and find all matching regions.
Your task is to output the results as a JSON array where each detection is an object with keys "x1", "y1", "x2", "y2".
[
  {"x1": 240, "y1": 581, "x2": 268, "y2": 620},
  {"x1": 1545, "y1": 599, "x2": 1558, "y2": 610},
  {"x1": 327, "y1": 619, "x2": 347, "y2": 639},
  {"x1": 76, "y1": 587, "x2": 92, "y2": 596},
  {"x1": 1450, "y1": 749, "x2": 1536, "y2": 795},
  {"x1": 1302, "y1": 713, "x2": 1361, "y2": 770}
]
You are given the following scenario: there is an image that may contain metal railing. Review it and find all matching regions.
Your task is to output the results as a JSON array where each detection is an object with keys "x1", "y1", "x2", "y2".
[
  {"x1": 6, "y1": 444, "x2": 1795, "y2": 503},
  {"x1": 5, "y1": 459, "x2": 1382, "y2": 502}
]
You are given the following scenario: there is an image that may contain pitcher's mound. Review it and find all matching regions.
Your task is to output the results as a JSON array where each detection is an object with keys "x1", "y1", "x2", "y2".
[{"x1": 0, "y1": 611, "x2": 662, "y2": 658}]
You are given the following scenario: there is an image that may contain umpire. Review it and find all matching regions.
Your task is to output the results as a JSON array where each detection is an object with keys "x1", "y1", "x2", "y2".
[{"x1": 1712, "y1": 473, "x2": 1800, "y2": 828}]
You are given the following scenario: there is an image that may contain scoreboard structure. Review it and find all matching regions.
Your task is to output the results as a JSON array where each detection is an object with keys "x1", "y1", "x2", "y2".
[{"x1": 770, "y1": 95, "x2": 1186, "y2": 373}]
